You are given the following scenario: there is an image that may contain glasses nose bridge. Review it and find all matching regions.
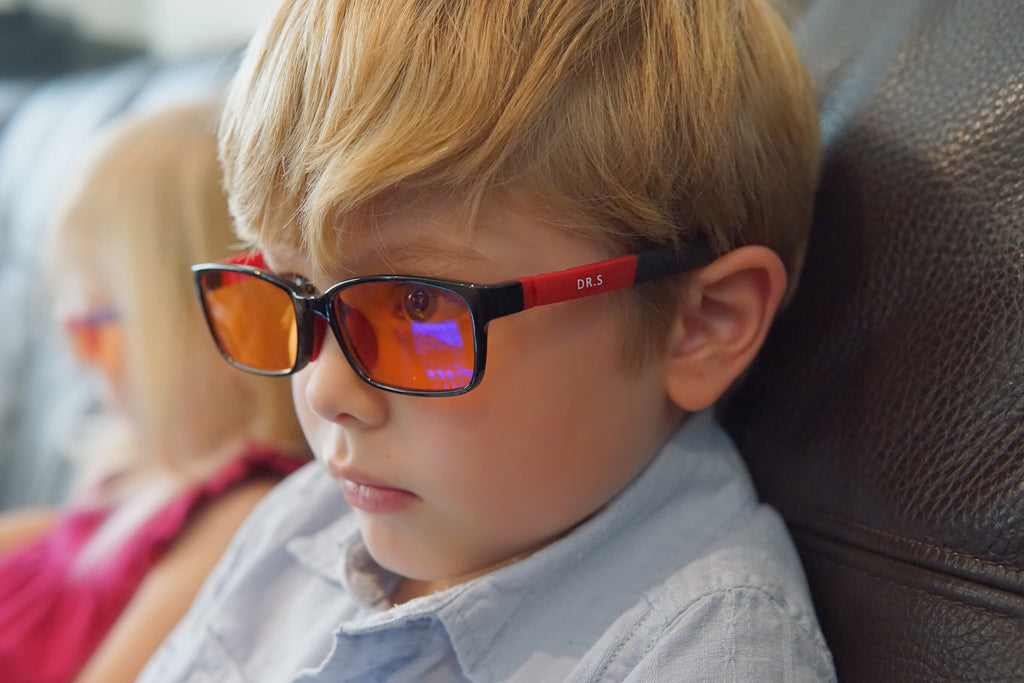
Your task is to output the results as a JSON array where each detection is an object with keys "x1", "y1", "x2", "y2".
[
  {"x1": 299, "y1": 288, "x2": 348, "y2": 365},
  {"x1": 305, "y1": 290, "x2": 334, "y2": 321}
]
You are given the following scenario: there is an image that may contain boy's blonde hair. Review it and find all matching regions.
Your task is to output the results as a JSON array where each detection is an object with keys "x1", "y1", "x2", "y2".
[
  {"x1": 220, "y1": 0, "x2": 819, "y2": 359},
  {"x1": 49, "y1": 101, "x2": 306, "y2": 485}
]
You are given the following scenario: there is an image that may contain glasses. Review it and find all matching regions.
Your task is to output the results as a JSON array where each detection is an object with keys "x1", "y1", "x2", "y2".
[
  {"x1": 63, "y1": 308, "x2": 120, "y2": 366},
  {"x1": 191, "y1": 240, "x2": 714, "y2": 397}
]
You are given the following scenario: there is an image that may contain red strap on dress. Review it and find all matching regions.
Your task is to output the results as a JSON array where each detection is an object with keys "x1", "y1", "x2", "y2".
[{"x1": 0, "y1": 444, "x2": 306, "y2": 683}]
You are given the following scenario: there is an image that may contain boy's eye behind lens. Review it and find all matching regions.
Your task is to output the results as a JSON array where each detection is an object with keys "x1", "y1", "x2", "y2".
[{"x1": 403, "y1": 284, "x2": 438, "y2": 322}]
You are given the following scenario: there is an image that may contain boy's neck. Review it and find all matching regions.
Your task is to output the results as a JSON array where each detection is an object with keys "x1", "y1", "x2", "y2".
[
  {"x1": 390, "y1": 577, "x2": 437, "y2": 604},
  {"x1": 389, "y1": 533, "x2": 570, "y2": 604}
]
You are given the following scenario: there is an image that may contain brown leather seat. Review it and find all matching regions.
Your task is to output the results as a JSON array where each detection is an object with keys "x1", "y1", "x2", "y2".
[{"x1": 723, "y1": 1, "x2": 1024, "y2": 680}]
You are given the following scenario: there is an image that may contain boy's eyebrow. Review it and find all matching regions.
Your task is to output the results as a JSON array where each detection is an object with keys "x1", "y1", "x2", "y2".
[{"x1": 373, "y1": 241, "x2": 487, "y2": 274}]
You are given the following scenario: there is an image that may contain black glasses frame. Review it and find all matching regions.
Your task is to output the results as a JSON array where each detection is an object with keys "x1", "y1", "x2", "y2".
[
  {"x1": 193, "y1": 265, "x2": 527, "y2": 396},
  {"x1": 191, "y1": 238, "x2": 715, "y2": 397}
]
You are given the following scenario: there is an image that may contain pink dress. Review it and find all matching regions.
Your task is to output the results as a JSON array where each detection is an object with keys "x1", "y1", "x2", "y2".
[{"x1": 0, "y1": 444, "x2": 306, "y2": 683}]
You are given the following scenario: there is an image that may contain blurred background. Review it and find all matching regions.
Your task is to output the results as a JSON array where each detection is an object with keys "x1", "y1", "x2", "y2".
[
  {"x1": 0, "y1": 0, "x2": 277, "y2": 510},
  {"x1": 0, "y1": 0, "x2": 275, "y2": 74}
]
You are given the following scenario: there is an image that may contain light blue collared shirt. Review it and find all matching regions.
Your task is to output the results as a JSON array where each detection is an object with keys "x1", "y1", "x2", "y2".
[{"x1": 139, "y1": 411, "x2": 835, "y2": 681}]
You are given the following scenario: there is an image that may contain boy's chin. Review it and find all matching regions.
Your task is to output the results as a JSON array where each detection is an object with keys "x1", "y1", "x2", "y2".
[
  {"x1": 357, "y1": 516, "x2": 461, "y2": 583},
  {"x1": 358, "y1": 518, "x2": 518, "y2": 595}
]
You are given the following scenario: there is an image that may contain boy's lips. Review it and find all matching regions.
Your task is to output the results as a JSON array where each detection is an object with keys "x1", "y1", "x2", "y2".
[{"x1": 329, "y1": 463, "x2": 419, "y2": 514}]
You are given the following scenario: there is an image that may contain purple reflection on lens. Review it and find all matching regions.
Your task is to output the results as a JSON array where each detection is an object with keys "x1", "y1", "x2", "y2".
[
  {"x1": 425, "y1": 366, "x2": 475, "y2": 388},
  {"x1": 410, "y1": 320, "x2": 464, "y2": 354}
]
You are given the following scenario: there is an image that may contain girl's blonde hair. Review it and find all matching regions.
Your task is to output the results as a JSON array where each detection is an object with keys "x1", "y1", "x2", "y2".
[
  {"x1": 220, "y1": 0, "x2": 820, "y2": 360},
  {"x1": 49, "y1": 101, "x2": 307, "y2": 490}
]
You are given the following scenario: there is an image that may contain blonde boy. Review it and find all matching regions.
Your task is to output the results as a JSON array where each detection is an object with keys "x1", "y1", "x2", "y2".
[{"x1": 141, "y1": 0, "x2": 833, "y2": 679}]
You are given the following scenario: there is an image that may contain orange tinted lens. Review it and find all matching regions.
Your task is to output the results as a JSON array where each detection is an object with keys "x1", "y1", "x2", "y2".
[
  {"x1": 67, "y1": 325, "x2": 101, "y2": 362},
  {"x1": 66, "y1": 320, "x2": 120, "y2": 372},
  {"x1": 198, "y1": 270, "x2": 297, "y2": 372},
  {"x1": 334, "y1": 281, "x2": 476, "y2": 392}
]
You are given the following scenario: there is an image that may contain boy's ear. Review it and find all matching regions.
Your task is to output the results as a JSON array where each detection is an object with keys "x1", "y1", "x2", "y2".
[{"x1": 664, "y1": 245, "x2": 787, "y2": 412}]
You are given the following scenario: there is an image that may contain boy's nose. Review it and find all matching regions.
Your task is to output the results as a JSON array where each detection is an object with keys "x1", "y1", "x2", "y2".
[{"x1": 301, "y1": 330, "x2": 388, "y2": 429}]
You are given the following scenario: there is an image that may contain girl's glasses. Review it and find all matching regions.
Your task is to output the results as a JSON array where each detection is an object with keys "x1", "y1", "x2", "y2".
[
  {"x1": 191, "y1": 241, "x2": 714, "y2": 397},
  {"x1": 63, "y1": 308, "x2": 120, "y2": 366}
]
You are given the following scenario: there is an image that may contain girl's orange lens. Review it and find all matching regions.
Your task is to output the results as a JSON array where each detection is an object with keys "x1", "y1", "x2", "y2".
[
  {"x1": 66, "y1": 317, "x2": 121, "y2": 377},
  {"x1": 335, "y1": 281, "x2": 476, "y2": 392},
  {"x1": 199, "y1": 271, "x2": 297, "y2": 372}
]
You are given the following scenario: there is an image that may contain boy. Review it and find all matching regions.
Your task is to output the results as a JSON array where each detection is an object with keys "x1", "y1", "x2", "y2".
[{"x1": 141, "y1": 0, "x2": 833, "y2": 679}]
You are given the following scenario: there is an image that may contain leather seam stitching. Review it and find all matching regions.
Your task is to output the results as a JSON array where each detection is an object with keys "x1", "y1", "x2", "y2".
[{"x1": 784, "y1": 511, "x2": 1024, "y2": 578}]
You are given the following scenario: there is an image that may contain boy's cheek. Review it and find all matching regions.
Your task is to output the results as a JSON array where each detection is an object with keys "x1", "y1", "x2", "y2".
[{"x1": 290, "y1": 372, "x2": 319, "y2": 440}]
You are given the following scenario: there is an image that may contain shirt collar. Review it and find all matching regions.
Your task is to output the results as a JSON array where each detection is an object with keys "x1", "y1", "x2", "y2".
[{"x1": 287, "y1": 514, "x2": 400, "y2": 611}]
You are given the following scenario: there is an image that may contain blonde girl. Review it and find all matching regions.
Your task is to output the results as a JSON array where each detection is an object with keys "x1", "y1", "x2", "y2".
[{"x1": 0, "y1": 100, "x2": 309, "y2": 683}]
